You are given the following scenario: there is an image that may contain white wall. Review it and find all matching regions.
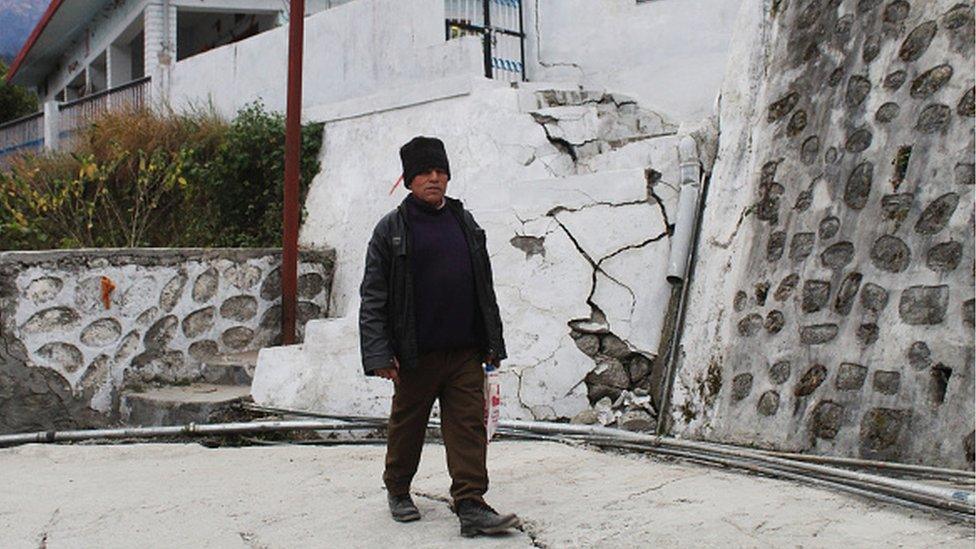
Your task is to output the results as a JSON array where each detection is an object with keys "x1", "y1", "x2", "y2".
[
  {"x1": 166, "y1": 0, "x2": 484, "y2": 116},
  {"x1": 526, "y1": 0, "x2": 742, "y2": 123}
]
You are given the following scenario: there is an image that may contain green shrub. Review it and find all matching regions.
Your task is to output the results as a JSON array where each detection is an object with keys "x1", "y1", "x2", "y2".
[{"x1": 0, "y1": 102, "x2": 323, "y2": 250}]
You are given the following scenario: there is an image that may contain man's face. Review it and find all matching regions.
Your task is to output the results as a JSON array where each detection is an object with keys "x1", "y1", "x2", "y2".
[{"x1": 410, "y1": 168, "x2": 449, "y2": 207}]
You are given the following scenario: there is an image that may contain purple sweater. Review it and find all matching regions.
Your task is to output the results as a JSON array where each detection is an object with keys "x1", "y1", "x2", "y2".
[{"x1": 405, "y1": 194, "x2": 482, "y2": 355}]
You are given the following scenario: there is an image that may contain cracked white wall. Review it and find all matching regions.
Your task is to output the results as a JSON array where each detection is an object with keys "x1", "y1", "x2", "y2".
[{"x1": 253, "y1": 80, "x2": 689, "y2": 421}]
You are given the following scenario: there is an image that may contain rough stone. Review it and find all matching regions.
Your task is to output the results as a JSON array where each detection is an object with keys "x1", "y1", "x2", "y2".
[
  {"x1": 756, "y1": 390, "x2": 780, "y2": 416},
  {"x1": 799, "y1": 324, "x2": 839, "y2": 345},
  {"x1": 828, "y1": 68, "x2": 844, "y2": 87},
  {"x1": 297, "y1": 301, "x2": 323, "y2": 328},
  {"x1": 860, "y1": 284, "x2": 889, "y2": 313},
  {"x1": 881, "y1": 193, "x2": 912, "y2": 227},
  {"x1": 135, "y1": 307, "x2": 159, "y2": 327},
  {"x1": 570, "y1": 408, "x2": 599, "y2": 425},
  {"x1": 767, "y1": 231, "x2": 787, "y2": 261},
  {"x1": 811, "y1": 401, "x2": 844, "y2": 439},
  {"x1": 825, "y1": 147, "x2": 838, "y2": 164},
  {"x1": 119, "y1": 277, "x2": 157, "y2": 318},
  {"x1": 769, "y1": 361, "x2": 791, "y2": 384},
  {"x1": 25, "y1": 277, "x2": 63, "y2": 304},
  {"x1": 737, "y1": 314, "x2": 764, "y2": 337},
  {"x1": 35, "y1": 342, "x2": 84, "y2": 373},
  {"x1": 764, "y1": 310, "x2": 785, "y2": 334},
  {"x1": 966, "y1": 431, "x2": 975, "y2": 465},
  {"x1": 260, "y1": 268, "x2": 281, "y2": 301},
  {"x1": 899, "y1": 285, "x2": 949, "y2": 325},
  {"x1": 114, "y1": 331, "x2": 140, "y2": 362},
  {"x1": 774, "y1": 274, "x2": 800, "y2": 301},
  {"x1": 870, "y1": 235, "x2": 911, "y2": 272},
  {"x1": 733, "y1": 291, "x2": 748, "y2": 312},
  {"x1": 883, "y1": 0, "x2": 909, "y2": 22},
  {"x1": 873, "y1": 371, "x2": 901, "y2": 395},
  {"x1": 861, "y1": 34, "x2": 880, "y2": 63},
  {"x1": 573, "y1": 334, "x2": 600, "y2": 356},
  {"x1": 843, "y1": 162, "x2": 873, "y2": 210},
  {"x1": 925, "y1": 241, "x2": 962, "y2": 272},
  {"x1": 21, "y1": 307, "x2": 80, "y2": 334},
  {"x1": 955, "y1": 163, "x2": 975, "y2": 186},
  {"x1": 845, "y1": 129, "x2": 872, "y2": 153},
  {"x1": 144, "y1": 315, "x2": 179, "y2": 351},
  {"x1": 586, "y1": 357, "x2": 630, "y2": 390},
  {"x1": 767, "y1": 92, "x2": 800, "y2": 122},
  {"x1": 73, "y1": 276, "x2": 106, "y2": 314},
  {"x1": 836, "y1": 363, "x2": 868, "y2": 390},
  {"x1": 834, "y1": 272, "x2": 863, "y2": 315},
  {"x1": 182, "y1": 307, "x2": 216, "y2": 338},
  {"x1": 80, "y1": 354, "x2": 110, "y2": 391},
  {"x1": 297, "y1": 273, "x2": 326, "y2": 299},
  {"x1": 225, "y1": 264, "x2": 263, "y2": 290},
  {"x1": 627, "y1": 355, "x2": 652, "y2": 383},
  {"x1": 756, "y1": 182, "x2": 785, "y2": 222},
  {"x1": 845, "y1": 75, "x2": 871, "y2": 108},
  {"x1": 793, "y1": 190, "x2": 812, "y2": 211},
  {"x1": 220, "y1": 296, "x2": 259, "y2": 322},
  {"x1": 915, "y1": 104, "x2": 951, "y2": 134},
  {"x1": 883, "y1": 70, "x2": 906, "y2": 90},
  {"x1": 730, "y1": 373, "x2": 754, "y2": 401},
  {"x1": 600, "y1": 334, "x2": 630, "y2": 359},
  {"x1": 192, "y1": 268, "x2": 219, "y2": 303},
  {"x1": 794, "y1": 364, "x2": 828, "y2": 396},
  {"x1": 618, "y1": 409, "x2": 655, "y2": 432},
  {"x1": 835, "y1": 14, "x2": 853, "y2": 35},
  {"x1": 964, "y1": 299, "x2": 975, "y2": 327},
  {"x1": 789, "y1": 233, "x2": 815, "y2": 262},
  {"x1": 800, "y1": 136, "x2": 820, "y2": 165},
  {"x1": 821, "y1": 241, "x2": 855, "y2": 270},
  {"x1": 159, "y1": 272, "x2": 187, "y2": 312},
  {"x1": 959, "y1": 88, "x2": 975, "y2": 117},
  {"x1": 787, "y1": 110, "x2": 808, "y2": 136},
  {"x1": 818, "y1": 217, "x2": 840, "y2": 240},
  {"x1": 898, "y1": 21, "x2": 937, "y2": 62},
  {"x1": 801, "y1": 280, "x2": 831, "y2": 313},
  {"x1": 875, "y1": 102, "x2": 900, "y2": 123},
  {"x1": 221, "y1": 327, "x2": 255, "y2": 351},
  {"x1": 910, "y1": 65, "x2": 953, "y2": 99},
  {"x1": 860, "y1": 408, "x2": 910, "y2": 460},
  {"x1": 915, "y1": 193, "x2": 959, "y2": 235},
  {"x1": 754, "y1": 281, "x2": 770, "y2": 306},
  {"x1": 80, "y1": 318, "x2": 122, "y2": 348},
  {"x1": 188, "y1": 340, "x2": 220, "y2": 361},
  {"x1": 856, "y1": 323, "x2": 879, "y2": 345},
  {"x1": 129, "y1": 350, "x2": 185, "y2": 384},
  {"x1": 907, "y1": 341, "x2": 931, "y2": 371}
]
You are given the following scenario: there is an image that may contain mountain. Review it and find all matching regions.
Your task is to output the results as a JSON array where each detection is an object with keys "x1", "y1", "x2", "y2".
[{"x1": 0, "y1": 0, "x2": 48, "y2": 64}]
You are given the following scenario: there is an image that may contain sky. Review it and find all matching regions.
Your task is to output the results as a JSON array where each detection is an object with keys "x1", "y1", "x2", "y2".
[{"x1": 0, "y1": 0, "x2": 48, "y2": 65}]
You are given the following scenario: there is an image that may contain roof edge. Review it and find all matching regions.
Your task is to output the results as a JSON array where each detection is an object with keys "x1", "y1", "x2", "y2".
[{"x1": 6, "y1": 0, "x2": 65, "y2": 84}]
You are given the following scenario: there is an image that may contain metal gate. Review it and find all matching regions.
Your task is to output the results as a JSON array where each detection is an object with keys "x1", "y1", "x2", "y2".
[{"x1": 445, "y1": 0, "x2": 525, "y2": 82}]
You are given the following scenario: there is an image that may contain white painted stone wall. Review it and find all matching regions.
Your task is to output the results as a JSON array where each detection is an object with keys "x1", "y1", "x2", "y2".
[
  {"x1": 253, "y1": 78, "x2": 693, "y2": 425},
  {"x1": 166, "y1": 0, "x2": 484, "y2": 117},
  {"x1": 0, "y1": 249, "x2": 332, "y2": 424},
  {"x1": 524, "y1": 0, "x2": 743, "y2": 124}
]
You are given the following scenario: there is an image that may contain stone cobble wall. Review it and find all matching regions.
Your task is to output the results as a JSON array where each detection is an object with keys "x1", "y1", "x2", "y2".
[
  {"x1": 673, "y1": 0, "x2": 974, "y2": 468},
  {"x1": 0, "y1": 249, "x2": 333, "y2": 432}
]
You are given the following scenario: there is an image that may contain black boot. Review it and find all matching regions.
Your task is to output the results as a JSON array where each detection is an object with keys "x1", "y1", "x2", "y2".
[
  {"x1": 387, "y1": 493, "x2": 421, "y2": 522},
  {"x1": 454, "y1": 499, "x2": 520, "y2": 537}
]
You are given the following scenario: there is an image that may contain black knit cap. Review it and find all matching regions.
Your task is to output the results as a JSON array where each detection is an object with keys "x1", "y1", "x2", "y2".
[{"x1": 400, "y1": 136, "x2": 451, "y2": 188}]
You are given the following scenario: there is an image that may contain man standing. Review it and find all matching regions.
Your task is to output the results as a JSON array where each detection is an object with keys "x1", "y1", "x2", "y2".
[{"x1": 358, "y1": 136, "x2": 519, "y2": 537}]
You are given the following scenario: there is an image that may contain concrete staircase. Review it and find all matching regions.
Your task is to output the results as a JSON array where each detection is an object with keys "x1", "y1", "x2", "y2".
[{"x1": 121, "y1": 351, "x2": 257, "y2": 426}]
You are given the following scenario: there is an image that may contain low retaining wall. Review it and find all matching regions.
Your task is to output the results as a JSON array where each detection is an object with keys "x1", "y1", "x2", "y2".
[{"x1": 0, "y1": 248, "x2": 334, "y2": 433}]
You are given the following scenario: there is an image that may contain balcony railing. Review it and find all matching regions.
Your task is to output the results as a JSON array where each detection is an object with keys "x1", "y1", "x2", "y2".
[
  {"x1": 0, "y1": 111, "x2": 44, "y2": 159},
  {"x1": 446, "y1": 0, "x2": 525, "y2": 82},
  {"x1": 59, "y1": 76, "x2": 152, "y2": 139}
]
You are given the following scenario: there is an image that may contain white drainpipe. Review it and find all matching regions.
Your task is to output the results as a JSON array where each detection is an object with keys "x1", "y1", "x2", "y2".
[{"x1": 666, "y1": 135, "x2": 702, "y2": 284}]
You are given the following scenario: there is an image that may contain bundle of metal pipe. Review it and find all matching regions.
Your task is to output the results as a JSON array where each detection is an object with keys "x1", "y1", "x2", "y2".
[{"x1": 0, "y1": 405, "x2": 971, "y2": 523}]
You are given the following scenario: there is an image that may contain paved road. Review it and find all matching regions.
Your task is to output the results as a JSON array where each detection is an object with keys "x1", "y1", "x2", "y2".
[{"x1": 0, "y1": 441, "x2": 971, "y2": 548}]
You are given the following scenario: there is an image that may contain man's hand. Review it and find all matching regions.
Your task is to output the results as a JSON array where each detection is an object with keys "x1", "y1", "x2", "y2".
[{"x1": 375, "y1": 357, "x2": 400, "y2": 383}]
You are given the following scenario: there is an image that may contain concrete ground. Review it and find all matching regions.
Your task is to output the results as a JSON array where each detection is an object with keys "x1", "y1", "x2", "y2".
[{"x1": 0, "y1": 440, "x2": 971, "y2": 548}]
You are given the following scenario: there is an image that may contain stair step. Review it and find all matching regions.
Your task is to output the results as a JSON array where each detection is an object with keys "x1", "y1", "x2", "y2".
[
  {"x1": 199, "y1": 351, "x2": 258, "y2": 386},
  {"x1": 122, "y1": 384, "x2": 252, "y2": 426}
]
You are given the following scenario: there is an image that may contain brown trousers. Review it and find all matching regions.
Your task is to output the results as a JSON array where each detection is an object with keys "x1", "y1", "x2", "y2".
[{"x1": 383, "y1": 347, "x2": 488, "y2": 504}]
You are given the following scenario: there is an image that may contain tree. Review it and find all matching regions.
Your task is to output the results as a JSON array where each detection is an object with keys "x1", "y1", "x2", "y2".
[{"x1": 0, "y1": 60, "x2": 38, "y2": 124}]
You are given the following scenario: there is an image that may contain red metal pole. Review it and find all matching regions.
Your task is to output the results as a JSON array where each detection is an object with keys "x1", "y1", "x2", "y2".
[{"x1": 281, "y1": 0, "x2": 305, "y2": 345}]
